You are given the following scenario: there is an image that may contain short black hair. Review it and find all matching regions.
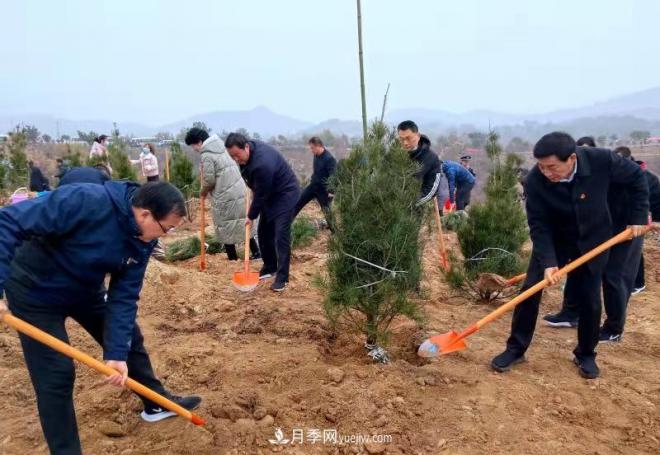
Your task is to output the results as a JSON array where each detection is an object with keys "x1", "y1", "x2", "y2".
[
  {"x1": 308, "y1": 136, "x2": 324, "y2": 147},
  {"x1": 576, "y1": 136, "x2": 596, "y2": 147},
  {"x1": 397, "y1": 120, "x2": 419, "y2": 133},
  {"x1": 132, "y1": 182, "x2": 187, "y2": 220},
  {"x1": 95, "y1": 135, "x2": 108, "y2": 143},
  {"x1": 533, "y1": 132, "x2": 576, "y2": 161},
  {"x1": 614, "y1": 146, "x2": 632, "y2": 159},
  {"x1": 28, "y1": 160, "x2": 34, "y2": 167},
  {"x1": 184, "y1": 127, "x2": 209, "y2": 146},
  {"x1": 224, "y1": 132, "x2": 249, "y2": 149},
  {"x1": 94, "y1": 164, "x2": 112, "y2": 179}
]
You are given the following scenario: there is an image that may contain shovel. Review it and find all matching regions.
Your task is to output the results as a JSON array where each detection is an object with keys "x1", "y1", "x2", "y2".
[
  {"x1": 2, "y1": 312, "x2": 205, "y2": 426},
  {"x1": 232, "y1": 192, "x2": 259, "y2": 292},
  {"x1": 433, "y1": 197, "x2": 450, "y2": 271},
  {"x1": 418, "y1": 228, "x2": 638, "y2": 358},
  {"x1": 199, "y1": 193, "x2": 207, "y2": 272}
]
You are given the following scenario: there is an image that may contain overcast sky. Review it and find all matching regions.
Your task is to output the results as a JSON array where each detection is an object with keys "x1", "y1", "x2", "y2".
[{"x1": 1, "y1": 0, "x2": 658, "y2": 125}]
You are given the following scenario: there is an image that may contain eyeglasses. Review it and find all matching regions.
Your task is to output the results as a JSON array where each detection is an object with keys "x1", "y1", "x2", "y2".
[{"x1": 154, "y1": 216, "x2": 176, "y2": 234}]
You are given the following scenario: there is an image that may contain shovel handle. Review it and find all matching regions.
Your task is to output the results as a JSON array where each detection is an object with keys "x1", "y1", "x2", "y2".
[
  {"x1": 2, "y1": 313, "x2": 205, "y2": 426},
  {"x1": 474, "y1": 228, "x2": 636, "y2": 330},
  {"x1": 244, "y1": 190, "x2": 251, "y2": 275},
  {"x1": 433, "y1": 198, "x2": 450, "y2": 271},
  {"x1": 199, "y1": 194, "x2": 207, "y2": 271},
  {"x1": 504, "y1": 273, "x2": 527, "y2": 287}
]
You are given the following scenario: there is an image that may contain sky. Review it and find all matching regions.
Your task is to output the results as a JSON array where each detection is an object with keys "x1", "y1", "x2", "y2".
[{"x1": 1, "y1": 0, "x2": 659, "y2": 125}]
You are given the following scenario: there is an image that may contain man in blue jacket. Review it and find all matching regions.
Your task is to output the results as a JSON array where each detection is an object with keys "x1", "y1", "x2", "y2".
[
  {"x1": 294, "y1": 136, "x2": 337, "y2": 231},
  {"x1": 226, "y1": 133, "x2": 301, "y2": 292},
  {"x1": 442, "y1": 159, "x2": 476, "y2": 210},
  {"x1": 0, "y1": 181, "x2": 201, "y2": 455}
]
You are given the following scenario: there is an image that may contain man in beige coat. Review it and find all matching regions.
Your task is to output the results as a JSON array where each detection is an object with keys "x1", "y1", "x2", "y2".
[{"x1": 185, "y1": 128, "x2": 260, "y2": 260}]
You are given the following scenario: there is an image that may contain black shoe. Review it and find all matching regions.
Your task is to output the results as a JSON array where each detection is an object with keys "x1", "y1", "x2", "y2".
[
  {"x1": 141, "y1": 394, "x2": 202, "y2": 423},
  {"x1": 259, "y1": 268, "x2": 275, "y2": 280},
  {"x1": 543, "y1": 311, "x2": 578, "y2": 328},
  {"x1": 598, "y1": 329, "x2": 622, "y2": 344},
  {"x1": 270, "y1": 280, "x2": 288, "y2": 292},
  {"x1": 573, "y1": 356, "x2": 599, "y2": 379},
  {"x1": 250, "y1": 252, "x2": 262, "y2": 261},
  {"x1": 490, "y1": 350, "x2": 525, "y2": 372}
]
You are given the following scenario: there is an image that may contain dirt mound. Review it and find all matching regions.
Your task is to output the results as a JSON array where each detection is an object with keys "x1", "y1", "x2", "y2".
[{"x1": 1, "y1": 206, "x2": 659, "y2": 454}]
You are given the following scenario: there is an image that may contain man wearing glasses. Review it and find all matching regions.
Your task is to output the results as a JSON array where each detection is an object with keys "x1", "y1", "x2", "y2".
[{"x1": 0, "y1": 181, "x2": 201, "y2": 455}]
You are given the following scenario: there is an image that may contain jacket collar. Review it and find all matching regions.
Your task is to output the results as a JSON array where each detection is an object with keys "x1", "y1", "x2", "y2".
[{"x1": 574, "y1": 147, "x2": 592, "y2": 178}]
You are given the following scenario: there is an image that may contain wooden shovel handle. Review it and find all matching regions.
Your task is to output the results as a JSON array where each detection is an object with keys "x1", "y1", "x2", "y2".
[
  {"x1": 475, "y1": 228, "x2": 636, "y2": 329},
  {"x1": 199, "y1": 194, "x2": 207, "y2": 271},
  {"x1": 433, "y1": 197, "x2": 450, "y2": 271},
  {"x1": 199, "y1": 166, "x2": 207, "y2": 271},
  {"x1": 244, "y1": 190, "x2": 251, "y2": 275},
  {"x1": 2, "y1": 313, "x2": 205, "y2": 426}
]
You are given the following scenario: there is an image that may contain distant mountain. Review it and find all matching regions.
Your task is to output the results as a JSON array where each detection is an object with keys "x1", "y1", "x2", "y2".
[
  {"x1": 302, "y1": 118, "x2": 363, "y2": 137},
  {"x1": 4, "y1": 86, "x2": 660, "y2": 139},
  {"x1": 0, "y1": 114, "x2": 154, "y2": 138},
  {"x1": 159, "y1": 106, "x2": 312, "y2": 138},
  {"x1": 531, "y1": 86, "x2": 660, "y2": 123}
]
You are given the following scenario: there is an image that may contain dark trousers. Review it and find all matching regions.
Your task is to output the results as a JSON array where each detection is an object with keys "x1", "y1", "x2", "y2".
[
  {"x1": 562, "y1": 237, "x2": 643, "y2": 335},
  {"x1": 6, "y1": 281, "x2": 166, "y2": 455},
  {"x1": 455, "y1": 181, "x2": 475, "y2": 210},
  {"x1": 294, "y1": 184, "x2": 334, "y2": 231},
  {"x1": 635, "y1": 253, "x2": 645, "y2": 289},
  {"x1": 258, "y1": 208, "x2": 295, "y2": 282},
  {"x1": 507, "y1": 249, "x2": 602, "y2": 359},
  {"x1": 224, "y1": 239, "x2": 260, "y2": 260}
]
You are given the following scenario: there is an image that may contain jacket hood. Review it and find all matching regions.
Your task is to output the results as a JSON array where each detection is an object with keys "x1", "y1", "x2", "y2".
[
  {"x1": 103, "y1": 181, "x2": 143, "y2": 238},
  {"x1": 409, "y1": 134, "x2": 432, "y2": 160},
  {"x1": 201, "y1": 134, "x2": 225, "y2": 155}
]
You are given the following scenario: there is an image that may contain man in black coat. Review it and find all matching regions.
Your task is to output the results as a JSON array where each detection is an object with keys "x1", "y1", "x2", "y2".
[
  {"x1": 544, "y1": 146, "x2": 658, "y2": 342},
  {"x1": 225, "y1": 133, "x2": 301, "y2": 292},
  {"x1": 397, "y1": 120, "x2": 446, "y2": 210},
  {"x1": 491, "y1": 132, "x2": 648, "y2": 379},
  {"x1": 294, "y1": 136, "x2": 337, "y2": 231},
  {"x1": 28, "y1": 161, "x2": 50, "y2": 192}
]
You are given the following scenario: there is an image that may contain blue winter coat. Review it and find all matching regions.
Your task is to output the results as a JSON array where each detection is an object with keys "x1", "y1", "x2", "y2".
[
  {"x1": 0, "y1": 182, "x2": 155, "y2": 361},
  {"x1": 442, "y1": 160, "x2": 476, "y2": 203}
]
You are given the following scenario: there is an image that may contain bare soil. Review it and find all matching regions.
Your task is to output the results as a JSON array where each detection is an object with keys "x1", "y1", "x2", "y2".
[{"x1": 1, "y1": 205, "x2": 659, "y2": 455}]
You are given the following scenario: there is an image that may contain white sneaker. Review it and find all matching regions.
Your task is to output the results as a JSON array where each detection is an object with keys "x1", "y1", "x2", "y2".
[{"x1": 631, "y1": 286, "x2": 646, "y2": 296}]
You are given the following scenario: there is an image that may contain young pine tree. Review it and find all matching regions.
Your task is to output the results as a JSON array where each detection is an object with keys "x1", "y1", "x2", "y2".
[
  {"x1": 169, "y1": 141, "x2": 197, "y2": 198},
  {"x1": 321, "y1": 122, "x2": 424, "y2": 349},
  {"x1": 456, "y1": 131, "x2": 528, "y2": 287},
  {"x1": 107, "y1": 128, "x2": 138, "y2": 181},
  {"x1": 7, "y1": 129, "x2": 29, "y2": 189}
]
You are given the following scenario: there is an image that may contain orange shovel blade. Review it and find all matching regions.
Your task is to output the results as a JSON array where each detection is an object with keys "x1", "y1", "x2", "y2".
[
  {"x1": 232, "y1": 271, "x2": 259, "y2": 292},
  {"x1": 417, "y1": 331, "x2": 468, "y2": 358}
]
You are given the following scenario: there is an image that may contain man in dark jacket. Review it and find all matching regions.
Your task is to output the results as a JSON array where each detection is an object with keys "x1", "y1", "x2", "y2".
[
  {"x1": 28, "y1": 161, "x2": 50, "y2": 192},
  {"x1": 58, "y1": 165, "x2": 111, "y2": 186},
  {"x1": 397, "y1": 120, "x2": 446, "y2": 209},
  {"x1": 226, "y1": 133, "x2": 301, "y2": 292},
  {"x1": 460, "y1": 155, "x2": 476, "y2": 177},
  {"x1": 544, "y1": 146, "x2": 657, "y2": 342},
  {"x1": 54, "y1": 158, "x2": 71, "y2": 182},
  {"x1": 491, "y1": 132, "x2": 648, "y2": 379},
  {"x1": 442, "y1": 159, "x2": 476, "y2": 210},
  {"x1": 0, "y1": 181, "x2": 201, "y2": 455},
  {"x1": 294, "y1": 136, "x2": 337, "y2": 231}
]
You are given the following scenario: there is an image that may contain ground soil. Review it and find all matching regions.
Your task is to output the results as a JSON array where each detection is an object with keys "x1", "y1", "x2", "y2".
[{"x1": 1, "y1": 205, "x2": 659, "y2": 455}]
